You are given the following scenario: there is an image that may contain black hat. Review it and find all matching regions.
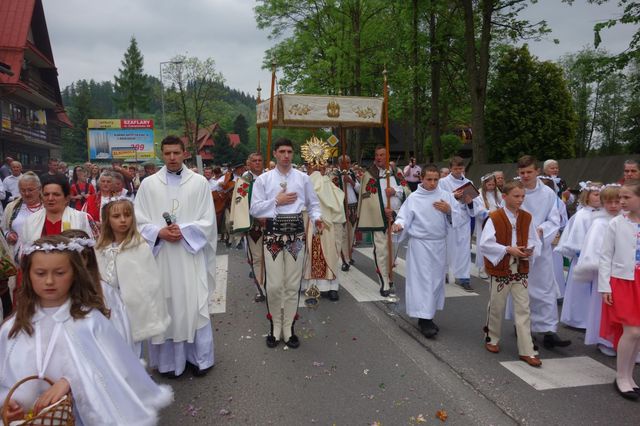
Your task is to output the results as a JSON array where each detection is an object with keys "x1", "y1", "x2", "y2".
[{"x1": 233, "y1": 163, "x2": 245, "y2": 169}]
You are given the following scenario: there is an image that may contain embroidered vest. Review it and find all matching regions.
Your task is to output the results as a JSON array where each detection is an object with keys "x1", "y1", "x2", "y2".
[{"x1": 484, "y1": 208, "x2": 531, "y2": 277}]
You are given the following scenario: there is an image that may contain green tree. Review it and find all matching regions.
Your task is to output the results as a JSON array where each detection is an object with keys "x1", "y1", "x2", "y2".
[
  {"x1": 62, "y1": 80, "x2": 95, "y2": 162},
  {"x1": 588, "y1": 0, "x2": 640, "y2": 69},
  {"x1": 162, "y1": 55, "x2": 225, "y2": 159},
  {"x1": 486, "y1": 46, "x2": 576, "y2": 162},
  {"x1": 622, "y1": 59, "x2": 640, "y2": 153},
  {"x1": 458, "y1": 0, "x2": 552, "y2": 164},
  {"x1": 113, "y1": 36, "x2": 150, "y2": 117},
  {"x1": 233, "y1": 114, "x2": 249, "y2": 146}
]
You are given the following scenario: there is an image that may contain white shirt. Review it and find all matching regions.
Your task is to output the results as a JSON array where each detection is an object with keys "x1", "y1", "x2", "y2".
[
  {"x1": 2, "y1": 174, "x2": 21, "y2": 200},
  {"x1": 377, "y1": 168, "x2": 403, "y2": 212},
  {"x1": 250, "y1": 167, "x2": 322, "y2": 222}
]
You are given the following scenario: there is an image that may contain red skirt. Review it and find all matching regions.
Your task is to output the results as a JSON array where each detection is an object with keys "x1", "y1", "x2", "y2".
[{"x1": 600, "y1": 268, "x2": 640, "y2": 349}]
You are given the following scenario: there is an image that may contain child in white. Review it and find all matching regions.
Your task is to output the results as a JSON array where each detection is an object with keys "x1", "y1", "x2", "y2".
[
  {"x1": 60, "y1": 229, "x2": 134, "y2": 350},
  {"x1": 392, "y1": 165, "x2": 462, "y2": 338},
  {"x1": 572, "y1": 185, "x2": 621, "y2": 355},
  {"x1": 0, "y1": 235, "x2": 172, "y2": 425},
  {"x1": 598, "y1": 179, "x2": 640, "y2": 399},
  {"x1": 95, "y1": 199, "x2": 170, "y2": 355},
  {"x1": 475, "y1": 173, "x2": 503, "y2": 279},
  {"x1": 555, "y1": 183, "x2": 602, "y2": 328}
]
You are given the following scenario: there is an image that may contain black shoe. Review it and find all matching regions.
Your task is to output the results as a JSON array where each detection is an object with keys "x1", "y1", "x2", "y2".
[
  {"x1": 614, "y1": 380, "x2": 640, "y2": 400},
  {"x1": 380, "y1": 289, "x2": 391, "y2": 297},
  {"x1": 254, "y1": 293, "x2": 265, "y2": 302},
  {"x1": 249, "y1": 270, "x2": 255, "y2": 279},
  {"x1": 160, "y1": 370, "x2": 182, "y2": 379},
  {"x1": 187, "y1": 361, "x2": 211, "y2": 377},
  {"x1": 543, "y1": 333, "x2": 571, "y2": 349},
  {"x1": 341, "y1": 262, "x2": 350, "y2": 271},
  {"x1": 285, "y1": 335, "x2": 300, "y2": 348},
  {"x1": 328, "y1": 290, "x2": 339, "y2": 301},
  {"x1": 456, "y1": 280, "x2": 474, "y2": 292},
  {"x1": 320, "y1": 291, "x2": 329, "y2": 298},
  {"x1": 266, "y1": 334, "x2": 279, "y2": 348},
  {"x1": 420, "y1": 319, "x2": 438, "y2": 339},
  {"x1": 349, "y1": 259, "x2": 355, "y2": 265}
]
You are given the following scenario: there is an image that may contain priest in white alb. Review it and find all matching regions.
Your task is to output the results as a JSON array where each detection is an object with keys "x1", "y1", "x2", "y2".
[{"x1": 135, "y1": 135, "x2": 217, "y2": 378}]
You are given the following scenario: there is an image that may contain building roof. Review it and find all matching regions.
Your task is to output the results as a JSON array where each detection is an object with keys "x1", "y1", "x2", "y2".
[
  {"x1": 228, "y1": 133, "x2": 240, "y2": 148},
  {"x1": 0, "y1": 0, "x2": 68, "y2": 126}
]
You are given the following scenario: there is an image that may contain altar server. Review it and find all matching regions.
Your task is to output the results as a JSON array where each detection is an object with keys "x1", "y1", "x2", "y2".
[
  {"x1": 438, "y1": 156, "x2": 485, "y2": 292},
  {"x1": 392, "y1": 164, "x2": 461, "y2": 338}
]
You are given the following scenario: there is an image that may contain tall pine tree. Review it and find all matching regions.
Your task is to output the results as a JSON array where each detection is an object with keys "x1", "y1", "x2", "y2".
[{"x1": 113, "y1": 36, "x2": 149, "y2": 117}]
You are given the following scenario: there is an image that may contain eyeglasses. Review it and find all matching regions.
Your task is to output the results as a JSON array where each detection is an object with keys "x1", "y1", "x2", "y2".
[{"x1": 20, "y1": 187, "x2": 40, "y2": 194}]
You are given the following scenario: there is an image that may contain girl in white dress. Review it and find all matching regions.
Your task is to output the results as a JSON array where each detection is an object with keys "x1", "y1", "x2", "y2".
[
  {"x1": 572, "y1": 185, "x2": 621, "y2": 355},
  {"x1": 475, "y1": 173, "x2": 502, "y2": 279},
  {"x1": 556, "y1": 182, "x2": 602, "y2": 329},
  {"x1": 0, "y1": 235, "x2": 172, "y2": 425},
  {"x1": 60, "y1": 228, "x2": 134, "y2": 350},
  {"x1": 95, "y1": 199, "x2": 170, "y2": 355}
]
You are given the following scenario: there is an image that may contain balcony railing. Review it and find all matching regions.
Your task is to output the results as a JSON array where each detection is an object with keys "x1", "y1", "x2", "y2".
[
  {"x1": 1, "y1": 120, "x2": 61, "y2": 146},
  {"x1": 19, "y1": 72, "x2": 57, "y2": 103}
]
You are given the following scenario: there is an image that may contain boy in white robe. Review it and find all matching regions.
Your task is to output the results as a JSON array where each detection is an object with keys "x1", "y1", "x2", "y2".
[
  {"x1": 480, "y1": 180, "x2": 542, "y2": 367},
  {"x1": 392, "y1": 164, "x2": 462, "y2": 338},
  {"x1": 135, "y1": 136, "x2": 217, "y2": 378},
  {"x1": 438, "y1": 156, "x2": 485, "y2": 292},
  {"x1": 510, "y1": 155, "x2": 571, "y2": 349}
]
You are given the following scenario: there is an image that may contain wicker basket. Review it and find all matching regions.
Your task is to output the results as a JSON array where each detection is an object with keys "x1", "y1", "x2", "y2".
[{"x1": 2, "y1": 376, "x2": 74, "y2": 426}]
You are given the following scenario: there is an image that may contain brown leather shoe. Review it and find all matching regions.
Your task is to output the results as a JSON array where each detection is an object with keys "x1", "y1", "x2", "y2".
[
  {"x1": 485, "y1": 343, "x2": 500, "y2": 353},
  {"x1": 519, "y1": 355, "x2": 542, "y2": 367}
]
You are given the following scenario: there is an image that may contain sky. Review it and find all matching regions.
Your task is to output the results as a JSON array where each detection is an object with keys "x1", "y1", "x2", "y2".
[{"x1": 42, "y1": 0, "x2": 637, "y2": 96}]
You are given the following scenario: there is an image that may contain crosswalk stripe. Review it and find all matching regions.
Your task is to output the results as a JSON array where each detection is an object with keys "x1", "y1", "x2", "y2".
[
  {"x1": 355, "y1": 247, "x2": 478, "y2": 297},
  {"x1": 209, "y1": 254, "x2": 228, "y2": 314}
]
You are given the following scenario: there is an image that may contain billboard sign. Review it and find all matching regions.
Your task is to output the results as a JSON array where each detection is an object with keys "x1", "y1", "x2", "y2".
[{"x1": 87, "y1": 119, "x2": 155, "y2": 161}]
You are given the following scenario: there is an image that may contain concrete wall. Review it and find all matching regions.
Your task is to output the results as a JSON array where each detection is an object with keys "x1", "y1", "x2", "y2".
[{"x1": 461, "y1": 154, "x2": 640, "y2": 188}]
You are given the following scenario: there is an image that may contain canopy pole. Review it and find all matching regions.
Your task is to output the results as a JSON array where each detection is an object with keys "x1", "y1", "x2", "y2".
[
  {"x1": 256, "y1": 83, "x2": 262, "y2": 153},
  {"x1": 339, "y1": 126, "x2": 353, "y2": 263},
  {"x1": 266, "y1": 62, "x2": 276, "y2": 165},
  {"x1": 383, "y1": 67, "x2": 394, "y2": 287}
]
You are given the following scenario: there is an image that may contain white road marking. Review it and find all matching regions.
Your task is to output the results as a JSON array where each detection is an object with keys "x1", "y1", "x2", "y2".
[
  {"x1": 500, "y1": 356, "x2": 616, "y2": 390},
  {"x1": 209, "y1": 254, "x2": 228, "y2": 314},
  {"x1": 355, "y1": 247, "x2": 478, "y2": 297}
]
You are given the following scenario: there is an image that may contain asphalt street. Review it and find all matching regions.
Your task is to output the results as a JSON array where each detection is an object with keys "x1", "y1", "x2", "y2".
[{"x1": 157, "y1": 240, "x2": 640, "y2": 425}]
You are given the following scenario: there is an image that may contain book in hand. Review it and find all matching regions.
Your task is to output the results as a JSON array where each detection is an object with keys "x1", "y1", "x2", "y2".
[{"x1": 454, "y1": 181, "x2": 480, "y2": 201}]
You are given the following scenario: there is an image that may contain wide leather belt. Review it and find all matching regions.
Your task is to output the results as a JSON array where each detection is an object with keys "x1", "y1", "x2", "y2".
[{"x1": 266, "y1": 213, "x2": 304, "y2": 235}]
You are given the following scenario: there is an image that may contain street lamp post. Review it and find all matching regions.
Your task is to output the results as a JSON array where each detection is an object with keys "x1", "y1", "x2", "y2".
[{"x1": 159, "y1": 60, "x2": 183, "y2": 139}]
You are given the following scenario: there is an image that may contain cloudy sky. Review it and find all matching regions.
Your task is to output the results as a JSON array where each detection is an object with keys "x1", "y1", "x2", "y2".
[{"x1": 43, "y1": 0, "x2": 636, "y2": 95}]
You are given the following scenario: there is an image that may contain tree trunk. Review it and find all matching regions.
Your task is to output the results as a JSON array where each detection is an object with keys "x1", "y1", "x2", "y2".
[
  {"x1": 412, "y1": 0, "x2": 420, "y2": 161},
  {"x1": 460, "y1": 0, "x2": 491, "y2": 165},
  {"x1": 429, "y1": 7, "x2": 442, "y2": 162},
  {"x1": 587, "y1": 80, "x2": 600, "y2": 155}
]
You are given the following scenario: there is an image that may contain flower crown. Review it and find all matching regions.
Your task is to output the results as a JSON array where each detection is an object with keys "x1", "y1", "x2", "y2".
[
  {"x1": 602, "y1": 183, "x2": 622, "y2": 189},
  {"x1": 480, "y1": 173, "x2": 495, "y2": 183},
  {"x1": 578, "y1": 181, "x2": 602, "y2": 192},
  {"x1": 22, "y1": 238, "x2": 96, "y2": 256}
]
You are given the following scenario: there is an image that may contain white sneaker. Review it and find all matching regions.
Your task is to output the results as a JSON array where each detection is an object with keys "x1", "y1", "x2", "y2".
[
  {"x1": 597, "y1": 344, "x2": 616, "y2": 357},
  {"x1": 479, "y1": 271, "x2": 489, "y2": 280}
]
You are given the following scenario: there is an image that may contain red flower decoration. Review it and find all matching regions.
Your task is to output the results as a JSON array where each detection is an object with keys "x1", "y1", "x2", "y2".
[{"x1": 266, "y1": 313, "x2": 273, "y2": 320}]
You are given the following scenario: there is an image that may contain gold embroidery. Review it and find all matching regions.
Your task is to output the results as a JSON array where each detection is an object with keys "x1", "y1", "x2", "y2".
[
  {"x1": 353, "y1": 106, "x2": 375, "y2": 119},
  {"x1": 288, "y1": 103, "x2": 312, "y2": 116},
  {"x1": 327, "y1": 100, "x2": 340, "y2": 118}
]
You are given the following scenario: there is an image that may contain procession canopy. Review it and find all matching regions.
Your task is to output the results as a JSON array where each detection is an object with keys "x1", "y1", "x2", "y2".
[{"x1": 257, "y1": 94, "x2": 384, "y2": 128}]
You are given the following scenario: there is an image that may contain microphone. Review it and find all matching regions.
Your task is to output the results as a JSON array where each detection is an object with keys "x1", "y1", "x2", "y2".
[{"x1": 162, "y1": 212, "x2": 173, "y2": 226}]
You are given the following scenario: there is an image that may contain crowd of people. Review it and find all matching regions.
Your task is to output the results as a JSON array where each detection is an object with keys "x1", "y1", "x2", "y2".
[{"x1": 0, "y1": 135, "x2": 638, "y2": 424}]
